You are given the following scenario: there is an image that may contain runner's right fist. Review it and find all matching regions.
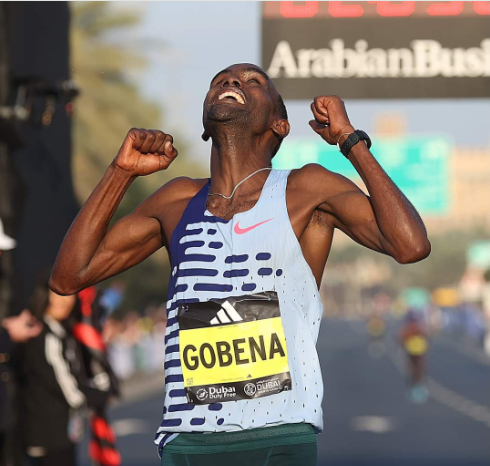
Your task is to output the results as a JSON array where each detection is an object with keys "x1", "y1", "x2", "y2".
[{"x1": 113, "y1": 128, "x2": 178, "y2": 176}]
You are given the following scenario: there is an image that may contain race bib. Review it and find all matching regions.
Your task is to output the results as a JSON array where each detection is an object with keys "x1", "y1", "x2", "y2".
[
  {"x1": 178, "y1": 292, "x2": 292, "y2": 404},
  {"x1": 404, "y1": 335, "x2": 428, "y2": 356}
]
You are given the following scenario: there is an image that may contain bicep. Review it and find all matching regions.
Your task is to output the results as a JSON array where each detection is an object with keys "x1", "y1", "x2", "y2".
[
  {"x1": 83, "y1": 211, "x2": 163, "y2": 286},
  {"x1": 322, "y1": 190, "x2": 385, "y2": 253},
  {"x1": 76, "y1": 176, "x2": 200, "y2": 289},
  {"x1": 314, "y1": 170, "x2": 388, "y2": 254}
]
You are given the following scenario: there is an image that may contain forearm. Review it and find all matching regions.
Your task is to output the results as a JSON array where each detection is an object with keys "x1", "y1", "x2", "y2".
[
  {"x1": 50, "y1": 163, "x2": 135, "y2": 294},
  {"x1": 308, "y1": 95, "x2": 429, "y2": 262},
  {"x1": 348, "y1": 143, "x2": 430, "y2": 263}
]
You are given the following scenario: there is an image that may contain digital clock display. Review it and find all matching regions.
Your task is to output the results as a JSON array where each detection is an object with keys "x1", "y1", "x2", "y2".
[
  {"x1": 263, "y1": 1, "x2": 490, "y2": 18},
  {"x1": 261, "y1": 1, "x2": 490, "y2": 99}
]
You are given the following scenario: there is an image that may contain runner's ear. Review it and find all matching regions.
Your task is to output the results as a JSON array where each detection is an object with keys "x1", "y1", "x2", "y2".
[
  {"x1": 201, "y1": 131, "x2": 210, "y2": 142},
  {"x1": 271, "y1": 120, "x2": 289, "y2": 140}
]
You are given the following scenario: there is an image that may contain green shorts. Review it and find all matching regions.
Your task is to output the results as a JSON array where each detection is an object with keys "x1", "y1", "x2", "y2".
[{"x1": 161, "y1": 423, "x2": 317, "y2": 466}]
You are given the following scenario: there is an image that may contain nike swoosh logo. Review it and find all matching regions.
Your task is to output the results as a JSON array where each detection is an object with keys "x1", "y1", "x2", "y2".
[{"x1": 234, "y1": 218, "x2": 273, "y2": 235}]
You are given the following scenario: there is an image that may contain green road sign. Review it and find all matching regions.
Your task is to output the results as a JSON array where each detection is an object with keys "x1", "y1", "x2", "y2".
[
  {"x1": 467, "y1": 241, "x2": 490, "y2": 269},
  {"x1": 273, "y1": 136, "x2": 451, "y2": 214},
  {"x1": 400, "y1": 287, "x2": 431, "y2": 309}
]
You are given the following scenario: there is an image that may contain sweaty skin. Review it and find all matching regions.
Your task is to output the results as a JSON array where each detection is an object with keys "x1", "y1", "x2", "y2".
[{"x1": 50, "y1": 63, "x2": 430, "y2": 294}]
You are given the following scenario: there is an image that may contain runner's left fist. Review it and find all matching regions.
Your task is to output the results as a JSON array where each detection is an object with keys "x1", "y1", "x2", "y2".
[{"x1": 309, "y1": 96, "x2": 354, "y2": 146}]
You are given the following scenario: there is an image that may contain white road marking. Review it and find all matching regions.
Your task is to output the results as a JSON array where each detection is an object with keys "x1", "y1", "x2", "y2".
[
  {"x1": 351, "y1": 416, "x2": 397, "y2": 433},
  {"x1": 427, "y1": 378, "x2": 490, "y2": 428},
  {"x1": 387, "y1": 345, "x2": 490, "y2": 429},
  {"x1": 435, "y1": 335, "x2": 490, "y2": 367},
  {"x1": 112, "y1": 419, "x2": 153, "y2": 437}
]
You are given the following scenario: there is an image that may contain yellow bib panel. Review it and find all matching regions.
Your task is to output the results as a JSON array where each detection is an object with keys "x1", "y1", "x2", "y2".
[{"x1": 178, "y1": 292, "x2": 292, "y2": 404}]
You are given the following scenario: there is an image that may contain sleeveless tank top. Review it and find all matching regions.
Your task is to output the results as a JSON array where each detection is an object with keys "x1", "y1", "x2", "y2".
[{"x1": 155, "y1": 169, "x2": 324, "y2": 454}]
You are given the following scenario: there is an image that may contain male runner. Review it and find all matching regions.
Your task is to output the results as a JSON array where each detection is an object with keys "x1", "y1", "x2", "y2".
[
  {"x1": 50, "y1": 63, "x2": 431, "y2": 465},
  {"x1": 399, "y1": 311, "x2": 430, "y2": 403}
]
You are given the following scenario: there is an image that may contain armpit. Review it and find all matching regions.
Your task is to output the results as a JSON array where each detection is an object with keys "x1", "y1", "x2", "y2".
[
  {"x1": 300, "y1": 209, "x2": 335, "y2": 287},
  {"x1": 308, "y1": 209, "x2": 334, "y2": 231}
]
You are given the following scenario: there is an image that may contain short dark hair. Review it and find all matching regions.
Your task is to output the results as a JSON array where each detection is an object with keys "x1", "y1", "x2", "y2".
[
  {"x1": 272, "y1": 93, "x2": 288, "y2": 158},
  {"x1": 274, "y1": 93, "x2": 288, "y2": 121}
]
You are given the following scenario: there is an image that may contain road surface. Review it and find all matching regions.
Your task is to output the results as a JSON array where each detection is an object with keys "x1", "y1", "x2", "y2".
[{"x1": 80, "y1": 318, "x2": 490, "y2": 466}]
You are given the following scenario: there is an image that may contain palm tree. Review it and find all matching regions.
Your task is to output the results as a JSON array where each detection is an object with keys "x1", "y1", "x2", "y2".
[
  {"x1": 71, "y1": 1, "x2": 163, "y2": 202},
  {"x1": 70, "y1": 2, "x2": 204, "y2": 309}
]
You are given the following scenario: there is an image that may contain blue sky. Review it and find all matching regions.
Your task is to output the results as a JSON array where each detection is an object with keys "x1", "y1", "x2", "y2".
[{"x1": 127, "y1": 2, "x2": 490, "y2": 167}]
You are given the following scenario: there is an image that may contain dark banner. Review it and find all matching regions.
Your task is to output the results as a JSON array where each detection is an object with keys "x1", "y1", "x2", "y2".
[
  {"x1": 186, "y1": 373, "x2": 292, "y2": 405},
  {"x1": 262, "y1": 2, "x2": 490, "y2": 99},
  {"x1": 1, "y1": 2, "x2": 79, "y2": 313}
]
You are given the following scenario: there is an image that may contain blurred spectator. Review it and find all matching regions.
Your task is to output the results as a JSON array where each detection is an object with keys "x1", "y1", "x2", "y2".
[
  {"x1": 479, "y1": 269, "x2": 490, "y2": 357},
  {"x1": 105, "y1": 304, "x2": 167, "y2": 381},
  {"x1": 0, "y1": 312, "x2": 42, "y2": 460},
  {"x1": 1, "y1": 218, "x2": 42, "y2": 461},
  {"x1": 16, "y1": 276, "x2": 108, "y2": 466},
  {"x1": 73, "y1": 287, "x2": 120, "y2": 466},
  {"x1": 0, "y1": 217, "x2": 16, "y2": 257},
  {"x1": 99, "y1": 282, "x2": 125, "y2": 318},
  {"x1": 1, "y1": 310, "x2": 42, "y2": 346}
]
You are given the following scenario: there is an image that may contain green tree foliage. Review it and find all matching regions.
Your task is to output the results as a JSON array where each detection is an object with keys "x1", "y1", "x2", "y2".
[{"x1": 70, "y1": 2, "x2": 206, "y2": 310}]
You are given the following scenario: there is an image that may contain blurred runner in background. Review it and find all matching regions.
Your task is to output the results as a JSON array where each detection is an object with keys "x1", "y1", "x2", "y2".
[
  {"x1": 399, "y1": 311, "x2": 429, "y2": 403},
  {"x1": 366, "y1": 314, "x2": 386, "y2": 357}
]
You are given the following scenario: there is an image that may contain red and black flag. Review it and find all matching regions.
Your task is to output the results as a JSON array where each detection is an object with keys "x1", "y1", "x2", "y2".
[
  {"x1": 75, "y1": 287, "x2": 121, "y2": 466},
  {"x1": 89, "y1": 413, "x2": 121, "y2": 466}
]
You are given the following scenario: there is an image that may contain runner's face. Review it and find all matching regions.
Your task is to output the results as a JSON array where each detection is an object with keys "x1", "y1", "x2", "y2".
[{"x1": 203, "y1": 63, "x2": 277, "y2": 131}]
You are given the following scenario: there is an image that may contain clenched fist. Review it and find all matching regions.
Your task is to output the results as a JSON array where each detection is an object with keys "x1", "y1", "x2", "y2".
[
  {"x1": 309, "y1": 96, "x2": 355, "y2": 147},
  {"x1": 113, "y1": 128, "x2": 178, "y2": 176}
]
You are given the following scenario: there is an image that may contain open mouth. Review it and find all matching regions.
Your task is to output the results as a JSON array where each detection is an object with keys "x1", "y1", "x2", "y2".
[{"x1": 217, "y1": 90, "x2": 245, "y2": 105}]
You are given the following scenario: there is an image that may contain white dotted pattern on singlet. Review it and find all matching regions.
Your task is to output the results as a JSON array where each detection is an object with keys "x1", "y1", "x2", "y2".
[{"x1": 155, "y1": 169, "x2": 324, "y2": 454}]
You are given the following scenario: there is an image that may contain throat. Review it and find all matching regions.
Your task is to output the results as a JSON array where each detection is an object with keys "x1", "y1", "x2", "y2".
[
  {"x1": 206, "y1": 193, "x2": 262, "y2": 221},
  {"x1": 210, "y1": 125, "x2": 252, "y2": 158},
  {"x1": 206, "y1": 168, "x2": 272, "y2": 220}
]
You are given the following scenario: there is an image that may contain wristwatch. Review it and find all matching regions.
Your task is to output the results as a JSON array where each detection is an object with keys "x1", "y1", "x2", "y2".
[{"x1": 339, "y1": 130, "x2": 372, "y2": 159}]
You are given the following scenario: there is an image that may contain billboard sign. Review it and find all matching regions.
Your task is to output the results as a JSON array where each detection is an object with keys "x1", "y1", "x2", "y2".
[{"x1": 262, "y1": 1, "x2": 490, "y2": 99}]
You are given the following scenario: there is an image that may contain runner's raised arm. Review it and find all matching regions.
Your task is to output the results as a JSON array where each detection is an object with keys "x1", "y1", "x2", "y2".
[
  {"x1": 305, "y1": 95, "x2": 431, "y2": 263},
  {"x1": 49, "y1": 129, "x2": 178, "y2": 295}
]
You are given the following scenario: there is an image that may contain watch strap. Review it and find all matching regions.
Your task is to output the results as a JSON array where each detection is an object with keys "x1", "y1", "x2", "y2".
[{"x1": 340, "y1": 130, "x2": 372, "y2": 158}]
